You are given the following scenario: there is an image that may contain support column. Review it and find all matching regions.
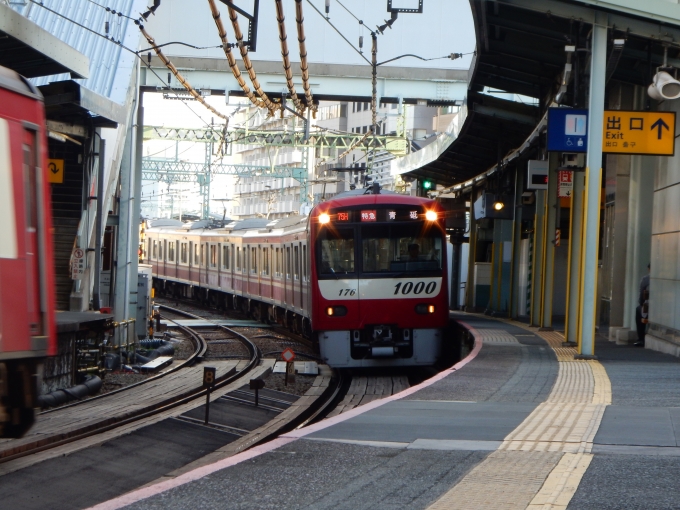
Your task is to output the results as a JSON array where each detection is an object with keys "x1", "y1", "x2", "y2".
[
  {"x1": 511, "y1": 169, "x2": 524, "y2": 319},
  {"x1": 578, "y1": 11, "x2": 607, "y2": 357},
  {"x1": 565, "y1": 172, "x2": 585, "y2": 345},
  {"x1": 490, "y1": 219, "x2": 513, "y2": 315},
  {"x1": 465, "y1": 198, "x2": 478, "y2": 311},
  {"x1": 541, "y1": 153, "x2": 560, "y2": 328},
  {"x1": 531, "y1": 190, "x2": 546, "y2": 326}
]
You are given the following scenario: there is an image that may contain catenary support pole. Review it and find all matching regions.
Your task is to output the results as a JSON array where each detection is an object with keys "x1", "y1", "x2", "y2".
[{"x1": 578, "y1": 11, "x2": 607, "y2": 358}]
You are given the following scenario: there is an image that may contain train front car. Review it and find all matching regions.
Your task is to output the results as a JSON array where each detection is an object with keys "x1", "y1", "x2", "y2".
[
  {"x1": 0, "y1": 66, "x2": 57, "y2": 437},
  {"x1": 310, "y1": 190, "x2": 448, "y2": 368}
]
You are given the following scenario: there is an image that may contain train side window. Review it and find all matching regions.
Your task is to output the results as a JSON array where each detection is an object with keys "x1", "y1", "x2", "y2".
[
  {"x1": 22, "y1": 140, "x2": 37, "y2": 231},
  {"x1": 275, "y1": 248, "x2": 281, "y2": 277},
  {"x1": 168, "y1": 241, "x2": 174, "y2": 262},
  {"x1": 294, "y1": 246, "x2": 299, "y2": 280},
  {"x1": 210, "y1": 244, "x2": 217, "y2": 267},
  {"x1": 181, "y1": 242, "x2": 187, "y2": 264},
  {"x1": 251, "y1": 246, "x2": 257, "y2": 274},
  {"x1": 161, "y1": 240, "x2": 166, "y2": 261},
  {"x1": 200, "y1": 244, "x2": 204, "y2": 266},
  {"x1": 194, "y1": 243, "x2": 199, "y2": 264},
  {"x1": 148, "y1": 239, "x2": 152, "y2": 260},
  {"x1": 153, "y1": 240, "x2": 157, "y2": 259},
  {"x1": 236, "y1": 247, "x2": 241, "y2": 271},
  {"x1": 262, "y1": 247, "x2": 269, "y2": 276},
  {"x1": 230, "y1": 244, "x2": 234, "y2": 271},
  {"x1": 286, "y1": 246, "x2": 291, "y2": 279},
  {"x1": 222, "y1": 245, "x2": 229, "y2": 269},
  {"x1": 303, "y1": 245, "x2": 307, "y2": 281}
]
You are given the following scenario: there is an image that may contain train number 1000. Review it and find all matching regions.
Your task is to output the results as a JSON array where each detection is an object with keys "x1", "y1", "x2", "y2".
[{"x1": 394, "y1": 281, "x2": 437, "y2": 295}]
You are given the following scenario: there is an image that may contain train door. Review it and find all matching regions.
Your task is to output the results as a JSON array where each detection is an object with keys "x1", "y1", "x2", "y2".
[
  {"x1": 189, "y1": 241, "x2": 193, "y2": 283},
  {"x1": 285, "y1": 245, "x2": 291, "y2": 307},
  {"x1": 22, "y1": 129, "x2": 42, "y2": 336},
  {"x1": 294, "y1": 244, "x2": 300, "y2": 310}
]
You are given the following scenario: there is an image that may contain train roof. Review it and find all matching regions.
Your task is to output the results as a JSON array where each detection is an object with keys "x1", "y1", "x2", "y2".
[
  {"x1": 314, "y1": 189, "x2": 436, "y2": 213},
  {"x1": 0, "y1": 65, "x2": 42, "y2": 100}
]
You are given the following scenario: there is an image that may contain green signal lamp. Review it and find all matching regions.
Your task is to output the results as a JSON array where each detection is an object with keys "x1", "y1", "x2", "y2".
[{"x1": 422, "y1": 179, "x2": 433, "y2": 190}]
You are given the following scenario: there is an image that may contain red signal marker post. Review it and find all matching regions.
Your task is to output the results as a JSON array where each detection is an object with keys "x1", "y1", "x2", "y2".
[{"x1": 281, "y1": 348, "x2": 295, "y2": 386}]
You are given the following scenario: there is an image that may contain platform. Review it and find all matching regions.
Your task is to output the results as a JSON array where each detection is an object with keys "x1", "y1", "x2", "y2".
[{"x1": 90, "y1": 313, "x2": 680, "y2": 510}]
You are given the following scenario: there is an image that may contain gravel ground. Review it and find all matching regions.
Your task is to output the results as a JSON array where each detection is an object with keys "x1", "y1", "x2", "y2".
[
  {"x1": 100, "y1": 372, "x2": 151, "y2": 394},
  {"x1": 263, "y1": 372, "x2": 316, "y2": 396}
]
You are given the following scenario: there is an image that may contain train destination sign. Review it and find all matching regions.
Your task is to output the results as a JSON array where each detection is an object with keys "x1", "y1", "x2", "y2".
[{"x1": 602, "y1": 111, "x2": 676, "y2": 155}]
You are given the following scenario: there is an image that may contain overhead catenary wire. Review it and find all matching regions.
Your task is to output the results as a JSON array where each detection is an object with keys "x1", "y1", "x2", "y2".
[
  {"x1": 138, "y1": 24, "x2": 228, "y2": 121},
  {"x1": 274, "y1": 0, "x2": 304, "y2": 113},
  {"x1": 26, "y1": 0, "x2": 229, "y2": 134},
  {"x1": 206, "y1": 0, "x2": 268, "y2": 112},
  {"x1": 296, "y1": 0, "x2": 318, "y2": 113},
  {"x1": 226, "y1": 2, "x2": 278, "y2": 115}
]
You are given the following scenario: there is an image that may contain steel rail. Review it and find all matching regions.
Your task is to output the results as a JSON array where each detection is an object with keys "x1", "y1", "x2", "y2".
[
  {"x1": 40, "y1": 314, "x2": 209, "y2": 414},
  {"x1": 207, "y1": 0, "x2": 267, "y2": 111},
  {"x1": 1, "y1": 310, "x2": 260, "y2": 465}
]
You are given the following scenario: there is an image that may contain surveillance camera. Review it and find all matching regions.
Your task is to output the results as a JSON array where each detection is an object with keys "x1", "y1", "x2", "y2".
[{"x1": 648, "y1": 71, "x2": 680, "y2": 100}]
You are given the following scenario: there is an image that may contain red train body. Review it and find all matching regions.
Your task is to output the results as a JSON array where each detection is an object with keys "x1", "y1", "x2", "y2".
[
  {"x1": 147, "y1": 190, "x2": 449, "y2": 368},
  {"x1": 0, "y1": 65, "x2": 57, "y2": 437}
]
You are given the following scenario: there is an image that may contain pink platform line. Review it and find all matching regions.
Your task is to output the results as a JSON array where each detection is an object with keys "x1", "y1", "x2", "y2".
[{"x1": 87, "y1": 322, "x2": 484, "y2": 510}]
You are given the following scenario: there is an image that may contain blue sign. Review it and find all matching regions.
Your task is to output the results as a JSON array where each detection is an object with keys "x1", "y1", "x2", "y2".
[{"x1": 547, "y1": 108, "x2": 588, "y2": 152}]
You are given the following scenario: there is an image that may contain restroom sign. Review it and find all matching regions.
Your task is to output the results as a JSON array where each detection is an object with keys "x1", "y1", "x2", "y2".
[{"x1": 558, "y1": 170, "x2": 573, "y2": 198}]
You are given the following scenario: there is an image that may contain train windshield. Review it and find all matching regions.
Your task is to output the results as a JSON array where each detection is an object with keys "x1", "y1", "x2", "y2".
[
  {"x1": 361, "y1": 224, "x2": 442, "y2": 273},
  {"x1": 318, "y1": 228, "x2": 355, "y2": 275}
]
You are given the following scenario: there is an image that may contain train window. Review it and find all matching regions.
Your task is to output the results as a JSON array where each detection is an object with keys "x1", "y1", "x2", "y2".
[
  {"x1": 159, "y1": 241, "x2": 164, "y2": 261},
  {"x1": 262, "y1": 247, "x2": 269, "y2": 276},
  {"x1": 236, "y1": 247, "x2": 241, "y2": 271},
  {"x1": 303, "y1": 245, "x2": 307, "y2": 281},
  {"x1": 168, "y1": 241, "x2": 175, "y2": 262},
  {"x1": 294, "y1": 246, "x2": 299, "y2": 280},
  {"x1": 251, "y1": 247, "x2": 257, "y2": 274},
  {"x1": 200, "y1": 244, "x2": 204, "y2": 266},
  {"x1": 22, "y1": 138, "x2": 37, "y2": 231},
  {"x1": 286, "y1": 247, "x2": 291, "y2": 279},
  {"x1": 210, "y1": 245, "x2": 217, "y2": 267},
  {"x1": 231, "y1": 244, "x2": 234, "y2": 270},
  {"x1": 148, "y1": 239, "x2": 152, "y2": 260},
  {"x1": 276, "y1": 248, "x2": 282, "y2": 277},
  {"x1": 222, "y1": 245, "x2": 229, "y2": 269},
  {"x1": 194, "y1": 243, "x2": 199, "y2": 264},
  {"x1": 153, "y1": 240, "x2": 157, "y2": 259},
  {"x1": 181, "y1": 243, "x2": 187, "y2": 264},
  {"x1": 361, "y1": 224, "x2": 443, "y2": 273},
  {"x1": 317, "y1": 228, "x2": 355, "y2": 276}
]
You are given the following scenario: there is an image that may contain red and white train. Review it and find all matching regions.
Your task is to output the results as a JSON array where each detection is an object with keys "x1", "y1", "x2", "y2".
[
  {"x1": 146, "y1": 188, "x2": 449, "y2": 368},
  {"x1": 0, "y1": 65, "x2": 57, "y2": 437}
]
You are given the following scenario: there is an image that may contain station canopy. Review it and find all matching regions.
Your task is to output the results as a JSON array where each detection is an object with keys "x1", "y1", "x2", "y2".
[{"x1": 407, "y1": 0, "x2": 680, "y2": 187}]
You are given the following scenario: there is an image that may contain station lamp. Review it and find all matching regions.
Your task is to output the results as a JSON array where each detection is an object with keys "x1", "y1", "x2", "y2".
[{"x1": 492, "y1": 199, "x2": 505, "y2": 211}]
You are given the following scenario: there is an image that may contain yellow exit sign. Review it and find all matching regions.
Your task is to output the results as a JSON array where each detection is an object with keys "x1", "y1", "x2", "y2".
[{"x1": 603, "y1": 111, "x2": 676, "y2": 155}]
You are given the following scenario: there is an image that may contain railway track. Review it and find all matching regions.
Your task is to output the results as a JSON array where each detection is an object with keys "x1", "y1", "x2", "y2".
[{"x1": 0, "y1": 306, "x2": 343, "y2": 471}]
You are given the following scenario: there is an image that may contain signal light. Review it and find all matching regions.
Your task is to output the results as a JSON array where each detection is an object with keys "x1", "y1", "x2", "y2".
[
  {"x1": 422, "y1": 179, "x2": 433, "y2": 190},
  {"x1": 415, "y1": 304, "x2": 435, "y2": 314}
]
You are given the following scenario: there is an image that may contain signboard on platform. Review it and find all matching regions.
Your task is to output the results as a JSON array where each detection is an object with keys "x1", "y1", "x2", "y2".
[
  {"x1": 48, "y1": 159, "x2": 64, "y2": 184},
  {"x1": 547, "y1": 108, "x2": 588, "y2": 153},
  {"x1": 602, "y1": 111, "x2": 676, "y2": 155},
  {"x1": 71, "y1": 248, "x2": 85, "y2": 280},
  {"x1": 558, "y1": 170, "x2": 573, "y2": 198}
]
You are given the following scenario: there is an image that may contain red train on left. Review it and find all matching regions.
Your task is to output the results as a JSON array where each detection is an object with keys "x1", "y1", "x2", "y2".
[{"x1": 0, "y1": 65, "x2": 57, "y2": 437}]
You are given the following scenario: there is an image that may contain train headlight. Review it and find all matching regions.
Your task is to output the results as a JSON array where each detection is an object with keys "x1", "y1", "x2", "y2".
[
  {"x1": 425, "y1": 210, "x2": 438, "y2": 221},
  {"x1": 326, "y1": 305, "x2": 347, "y2": 316},
  {"x1": 415, "y1": 304, "x2": 436, "y2": 314},
  {"x1": 319, "y1": 213, "x2": 331, "y2": 224}
]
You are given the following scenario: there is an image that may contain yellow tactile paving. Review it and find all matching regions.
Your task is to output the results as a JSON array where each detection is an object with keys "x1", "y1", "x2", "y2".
[
  {"x1": 475, "y1": 328, "x2": 521, "y2": 344},
  {"x1": 428, "y1": 315, "x2": 612, "y2": 510},
  {"x1": 428, "y1": 451, "x2": 562, "y2": 510},
  {"x1": 526, "y1": 453, "x2": 594, "y2": 509}
]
